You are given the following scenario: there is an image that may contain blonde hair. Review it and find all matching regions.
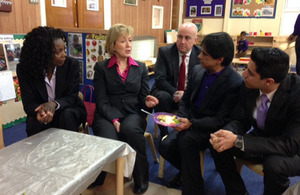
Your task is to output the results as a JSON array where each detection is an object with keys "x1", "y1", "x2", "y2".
[{"x1": 105, "y1": 24, "x2": 134, "y2": 56}]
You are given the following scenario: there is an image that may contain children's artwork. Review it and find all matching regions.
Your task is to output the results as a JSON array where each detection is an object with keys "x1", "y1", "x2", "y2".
[
  {"x1": 85, "y1": 34, "x2": 109, "y2": 80},
  {"x1": 231, "y1": 0, "x2": 276, "y2": 18},
  {"x1": 13, "y1": 76, "x2": 21, "y2": 102},
  {"x1": 264, "y1": 0, "x2": 274, "y2": 5},
  {"x1": 68, "y1": 33, "x2": 83, "y2": 58},
  {"x1": 0, "y1": 0, "x2": 12, "y2": 12},
  {"x1": 4, "y1": 43, "x2": 21, "y2": 71},
  {"x1": 189, "y1": 6, "x2": 197, "y2": 17},
  {"x1": 232, "y1": 8, "x2": 244, "y2": 17},
  {"x1": 192, "y1": 19, "x2": 204, "y2": 35},
  {"x1": 254, "y1": 9, "x2": 262, "y2": 17},
  {"x1": 0, "y1": 44, "x2": 7, "y2": 71},
  {"x1": 152, "y1": 6, "x2": 164, "y2": 29}
]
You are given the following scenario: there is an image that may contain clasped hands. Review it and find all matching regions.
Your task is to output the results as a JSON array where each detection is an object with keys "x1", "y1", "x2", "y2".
[
  {"x1": 35, "y1": 101, "x2": 57, "y2": 124},
  {"x1": 209, "y1": 129, "x2": 237, "y2": 153}
]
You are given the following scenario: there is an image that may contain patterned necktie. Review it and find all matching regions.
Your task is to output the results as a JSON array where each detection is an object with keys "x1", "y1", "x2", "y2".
[
  {"x1": 256, "y1": 94, "x2": 269, "y2": 130},
  {"x1": 177, "y1": 55, "x2": 186, "y2": 91}
]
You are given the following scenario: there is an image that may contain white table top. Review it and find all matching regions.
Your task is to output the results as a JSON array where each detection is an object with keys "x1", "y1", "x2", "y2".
[{"x1": 0, "y1": 128, "x2": 136, "y2": 195}]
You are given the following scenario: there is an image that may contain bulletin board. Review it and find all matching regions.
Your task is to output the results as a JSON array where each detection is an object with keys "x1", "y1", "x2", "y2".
[
  {"x1": 186, "y1": 0, "x2": 225, "y2": 18},
  {"x1": 230, "y1": 0, "x2": 277, "y2": 18}
]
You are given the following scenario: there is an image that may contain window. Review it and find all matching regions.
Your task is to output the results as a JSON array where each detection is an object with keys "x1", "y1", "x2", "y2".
[{"x1": 280, "y1": 0, "x2": 300, "y2": 35}]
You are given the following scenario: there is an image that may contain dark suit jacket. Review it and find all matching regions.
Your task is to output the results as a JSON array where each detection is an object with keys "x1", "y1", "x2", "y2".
[
  {"x1": 93, "y1": 58, "x2": 150, "y2": 122},
  {"x1": 178, "y1": 64, "x2": 243, "y2": 136},
  {"x1": 17, "y1": 56, "x2": 86, "y2": 119},
  {"x1": 151, "y1": 43, "x2": 202, "y2": 95},
  {"x1": 224, "y1": 74, "x2": 300, "y2": 157}
]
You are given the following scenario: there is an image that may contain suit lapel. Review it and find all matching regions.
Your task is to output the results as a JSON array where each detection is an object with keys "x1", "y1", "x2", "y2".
[
  {"x1": 190, "y1": 68, "x2": 205, "y2": 103},
  {"x1": 126, "y1": 65, "x2": 139, "y2": 83},
  {"x1": 36, "y1": 76, "x2": 48, "y2": 102},
  {"x1": 172, "y1": 47, "x2": 180, "y2": 84},
  {"x1": 108, "y1": 65, "x2": 125, "y2": 85}
]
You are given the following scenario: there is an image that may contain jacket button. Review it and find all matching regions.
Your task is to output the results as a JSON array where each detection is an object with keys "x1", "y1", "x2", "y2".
[{"x1": 121, "y1": 100, "x2": 125, "y2": 103}]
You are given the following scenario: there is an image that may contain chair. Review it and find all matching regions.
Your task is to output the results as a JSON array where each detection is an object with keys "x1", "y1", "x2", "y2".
[
  {"x1": 158, "y1": 135, "x2": 205, "y2": 178},
  {"x1": 235, "y1": 157, "x2": 264, "y2": 176},
  {"x1": 0, "y1": 117, "x2": 4, "y2": 149},
  {"x1": 145, "y1": 115, "x2": 159, "y2": 163}
]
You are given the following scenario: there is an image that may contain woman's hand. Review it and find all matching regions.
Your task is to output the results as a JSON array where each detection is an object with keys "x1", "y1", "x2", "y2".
[
  {"x1": 145, "y1": 95, "x2": 159, "y2": 108},
  {"x1": 35, "y1": 102, "x2": 56, "y2": 124},
  {"x1": 113, "y1": 120, "x2": 121, "y2": 133}
]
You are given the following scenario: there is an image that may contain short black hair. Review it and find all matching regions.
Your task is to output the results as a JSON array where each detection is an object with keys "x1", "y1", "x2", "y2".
[
  {"x1": 201, "y1": 32, "x2": 234, "y2": 66},
  {"x1": 250, "y1": 47, "x2": 289, "y2": 83},
  {"x1": 19, "y1": 26, "x2": 67, "y2": 78},
  {"x1": 240, "y1": 31, "x2": 247, "y2": 36}
]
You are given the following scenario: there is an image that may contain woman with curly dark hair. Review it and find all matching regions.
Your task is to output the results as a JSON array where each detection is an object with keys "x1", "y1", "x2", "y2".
[{"x1": 17, "y1": 26, "x2": 87, "y2": 136}]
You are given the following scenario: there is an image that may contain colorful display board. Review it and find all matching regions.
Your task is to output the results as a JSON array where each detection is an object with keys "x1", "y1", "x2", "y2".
[
  {"x1": 186, "y1": 0, "x2": 225, "y2": 18},
  {"x1": 230, "y1": 0, "x2": 277, "y2": 18}
]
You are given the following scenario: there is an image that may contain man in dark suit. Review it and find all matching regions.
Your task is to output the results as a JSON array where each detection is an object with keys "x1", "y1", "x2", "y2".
[
  {"x1": 17, "y1": 26, "x2": 87, "y2": 136},
  {"x1": 151, "y1": 22, "x2": 201, "y2": 137},
  {"x1": 210, "y1": 47, "x2": 300, "y2": 195},
  {"x1": 158, "y1": 32, "x2": 243, "y2": 194}
]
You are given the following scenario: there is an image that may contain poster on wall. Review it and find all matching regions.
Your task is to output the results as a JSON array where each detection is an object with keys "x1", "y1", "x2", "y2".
[
  {"x1": 231, "y1": 0, "x2": 277, "y2": 18},
  {"x1": 68, "y1": 33, "x2": 83, "y2": 58},
  {"x1": 0, "y1": 71, "x2": 16, "y2": 101},
  {"x1": 187, "y1": 0, "x2": 225, "y2": 18},
  {"x1": 85, "y1": 34, "x2": 109, "y2": 80},
  {"x1": 4, "y1": 43, "x2": 21, "y2": 71},
  {"x1": 0, "y1": 44, "x2": 7, "y2": 71}
]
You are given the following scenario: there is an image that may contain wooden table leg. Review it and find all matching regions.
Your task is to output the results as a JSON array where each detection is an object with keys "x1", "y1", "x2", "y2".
[{"x1": 116, "y1": 156, "x2": 124, "y2": 195}]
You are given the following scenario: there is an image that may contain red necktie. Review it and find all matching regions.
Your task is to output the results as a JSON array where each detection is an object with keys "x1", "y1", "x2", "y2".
[{"x1": 177, "y1": 55, "x2": 186, "y2": 91}]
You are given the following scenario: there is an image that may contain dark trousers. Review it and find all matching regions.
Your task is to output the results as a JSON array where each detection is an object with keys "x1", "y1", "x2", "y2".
[
  {"x1": 210, "y1": 147, "x2": 300, "y2": 195},
  {"x1": 151, "y1": 89, "x2": 178, "y2": 137},
  {"x1": 296, "y1": 36, "x2": 300, "y2": 75},
  {"x1": 26, "y1": 106, "x2": 87, "y2": 136},
  {"x1": 158, "y1": 129, "x2": 209, "y2": 195},
  {"x1": 92, "y1": 114, "x2": 148, "y2": 187}
]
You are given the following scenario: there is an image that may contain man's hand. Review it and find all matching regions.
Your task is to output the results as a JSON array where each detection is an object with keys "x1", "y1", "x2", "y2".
[
  {"x1": 173, "y1": 91, "x2": 184, "y2": 103},
  {"x1": 210, "y1": 129, "x2": 237, "y2": 152},
  {"x1": 145, "y1": 95, "x2": 159, "y2": 108},
  {"x1": 174, "y1": 118, "x2": 191, "y2": 132},
  {"x1": 113, "y1": 120, "x2": 121, "y2": 133}
]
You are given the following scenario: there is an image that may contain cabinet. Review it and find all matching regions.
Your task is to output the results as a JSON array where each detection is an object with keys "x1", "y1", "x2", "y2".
[{"x1": 234, "y1": 35, "x2": 274, "y2": 57}]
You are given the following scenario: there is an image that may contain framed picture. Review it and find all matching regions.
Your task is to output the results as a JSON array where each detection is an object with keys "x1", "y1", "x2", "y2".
[
  {"x1": 87, "y1": 0, "x2": 99, "y2": 11},
  {"x1": 189, "y1": 6, "x2": 197, "y2": 17},
  {"x1": 152, "y1": 6, "x2": 164, "y2": 29},
  {"x1": 201, "y1": 6, "x2": 211, "y2": 15},
  {"x1": 124, "y1": 0, "x2": 138, "y2": 6},
  {"x1": 51, "y1": 0, "x2": 67, "y2": 8},
  {"x1": 215, "y1": 5, "x2": 222, "y2": 16}
]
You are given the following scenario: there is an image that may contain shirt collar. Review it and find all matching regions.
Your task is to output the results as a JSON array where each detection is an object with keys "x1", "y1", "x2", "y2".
[
  {"x1": 178, "y1": 50, "x2": 192, "y2": 58},
  {"x1": 259, "y1": 89, "x2": 277, "y2": 102},
  {"x1": 107, "y1": 56, "x2": 139, "y2": 69},
  {"x1": 205, "y1": 65, "x2": 227, "y2": 77}
]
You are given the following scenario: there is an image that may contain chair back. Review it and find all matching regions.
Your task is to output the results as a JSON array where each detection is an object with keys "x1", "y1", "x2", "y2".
[{"x1": 0, "y1": 117, "x2": 4, "y2": 149}]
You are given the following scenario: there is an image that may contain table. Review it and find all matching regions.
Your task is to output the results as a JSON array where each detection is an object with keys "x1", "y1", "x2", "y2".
[
  {"x1": 0, "y1": 128, "x2": 136, "y2": 195},
  {"x1": 232, "y1": 58, "x2": 249, "y2": 70}
]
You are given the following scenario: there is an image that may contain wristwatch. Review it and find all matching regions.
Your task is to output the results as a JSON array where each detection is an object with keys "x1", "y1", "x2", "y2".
[{"x1": 234, "y1": 135, "x2": 244, "y2": 149}]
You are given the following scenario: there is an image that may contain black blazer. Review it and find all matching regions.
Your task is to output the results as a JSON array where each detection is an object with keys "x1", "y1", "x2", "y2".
[
  {"x1": 151, "y1": 43, "x2": 202, "y2": 95},
  {"x1": 178, "y1": 64, "x2": 243, "y2": 136},
  {"x1": 93, "y1": 58, "x2": 150, "y2": 122},
  {"x1": 224, "y1": 74, "x2": 300, "y2": 157},
  {"x1": 17, "y1": 56, "x2": 86, "y2": 118}
]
